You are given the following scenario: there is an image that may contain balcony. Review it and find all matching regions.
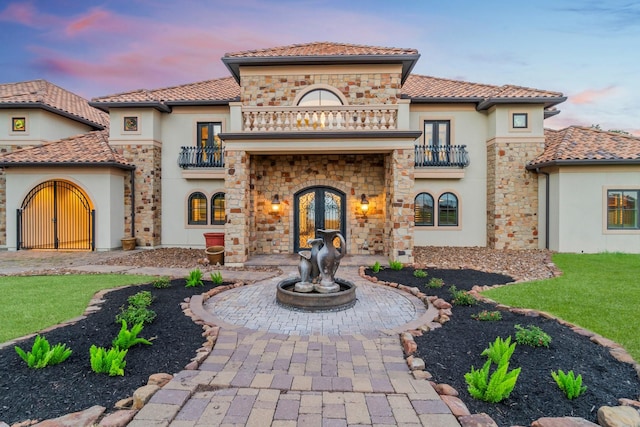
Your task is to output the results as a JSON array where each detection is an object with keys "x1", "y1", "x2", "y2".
[
  {"x1": 178, "y1": 146, "x2": 225, "y2": 168},
  {"x1": 242, "y1": 105, "x2": 399, "y2": 132},
  {"x1": 415, "y1": 144, "x2": 470, "y2": 168}
]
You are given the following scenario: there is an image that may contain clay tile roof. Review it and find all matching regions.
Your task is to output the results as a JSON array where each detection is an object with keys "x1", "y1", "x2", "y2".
[
  {"x1": 403, "y1": 74, "x2": 564, "y2": 103},
  {"x1": 91, "y1": 76, "x2": 239, "y2": 105},
  {"x1": 0, "y1": 80, "x2": 108, "y2": 128},
  {"x1": 223, "y1": 41, "x2": 419, "y2": 58},
  {"x1": 0, "y1": 130, "x2": 133, "y2": 169},
  {"x1": 529, "y1": 126, "x2": 640, "y2": 167}
]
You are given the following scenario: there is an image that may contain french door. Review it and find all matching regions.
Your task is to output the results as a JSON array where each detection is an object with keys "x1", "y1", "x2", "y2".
[{"x1": 294, "y1": 187, "x2": 345, "y2": 252}]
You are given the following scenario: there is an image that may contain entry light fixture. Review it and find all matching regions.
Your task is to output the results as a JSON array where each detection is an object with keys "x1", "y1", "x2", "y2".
[
  {"x1": 360, "y1": 193, "x2": 369, "y2": 214},
  {"x1": 271, "y1": 194, "x2": 281, "y2": 212}
]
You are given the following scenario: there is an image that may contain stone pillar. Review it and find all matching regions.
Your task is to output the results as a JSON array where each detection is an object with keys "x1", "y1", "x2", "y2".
[
  {"x1": 486, "y1": 139, "x2": 544, "y2": 249},
  {"x1": 225, "y1": 149, "x2": 250, "y2": 266},
  {"x1": 0, "y1": 145, "x2": 18, "y2": 247},
  {"x1": 115, "y1": 143, "x2": 162, "y2": 247},
  {"x1": 385, "y1": 148, "x2": 415, "y2": 264}
]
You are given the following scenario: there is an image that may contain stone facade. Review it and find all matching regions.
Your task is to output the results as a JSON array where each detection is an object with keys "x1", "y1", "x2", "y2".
[
  {"x1": 486, "y1": 139, "x2": 544, "y2": 249},
  {"x1": 249, "y1": 154, "x2": 387, "y2": 256},
  {"x1": 384, "y1": 149, "x2": 415, "y2": 263},
  {"x1": 113, "y1": 144, "x2": 162, "y2": 247},
  {"x1": 224, "y1": 149, "x2": 251, "y2": 265},
  {"x1": 241, "y1": 72, "x2": 402, "y2": 107}
]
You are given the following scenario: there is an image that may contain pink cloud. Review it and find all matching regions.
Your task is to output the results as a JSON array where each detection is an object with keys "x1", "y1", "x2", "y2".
[
  {"x1": 570, "y1": 86, "x2": 617, "y2": 105},
  {"x1": 64, "y1": 8, "x2": 124, "y2": 36},
  {"x1": 0, "y1": 3, "x2": 37, "y2": 25}
]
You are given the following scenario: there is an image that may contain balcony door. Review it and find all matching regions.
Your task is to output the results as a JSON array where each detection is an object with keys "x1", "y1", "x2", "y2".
[{"x1": 294, "y1": 187, "x2": 345, "y2": 252}]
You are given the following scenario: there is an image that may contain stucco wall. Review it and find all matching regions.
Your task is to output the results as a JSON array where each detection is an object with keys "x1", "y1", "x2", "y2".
[
  {"x1": 410, "y1": 105, "x2": 488, "y2": 247},
  {"x1": 0, "y1": 109, "x2": 94, "y2": 145},
  {"x1": 547, "y1": 166, "x2": 640, "y2": 253}
]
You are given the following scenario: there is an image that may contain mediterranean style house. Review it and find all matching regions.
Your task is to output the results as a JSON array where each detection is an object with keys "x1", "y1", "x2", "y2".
[{"x1": 1, "y1": 42, "x2": 639, "y2": 264}]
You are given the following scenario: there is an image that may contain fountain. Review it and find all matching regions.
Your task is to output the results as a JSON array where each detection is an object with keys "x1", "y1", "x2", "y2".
[{"x1": 276, "y1": 229, "x2": 356, "y2": 311}]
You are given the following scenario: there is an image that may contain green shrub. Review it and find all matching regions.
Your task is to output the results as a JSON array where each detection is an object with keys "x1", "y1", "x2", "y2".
[
  {"x1": 465, "y1": 352, "x2": 521, "y2": 403},
  {"x1": 427, "y1": 277, "x2": 445, "y2": 288},
  {"x1": 186, "y1": 268, "x2": 204, "y2": 288},
  {"x1": 413, "y1": 269, "x2": 427, "y2": 278},
  {"x1": 152, "y1": 277, "x2": 171, "y2": 289},
  {"x1": 127, "y1": 290, "x2": 154, "y2": 308},
  {"x1": 551, "y1": 369, "x2": 587, "y2": 399},
  {"x1": 472, "y1": 310, "x2": 503, "y2": 321},
  {"x1": 371, "y1": 261, "x2": 381, "y2": 273},
  {"x1": 389, "y1": 260, "x2": 403, "y2": 271},
  {"x1": 450, "y1": 285, "x2": 477, "y2": 306},
  {"x1": 90, "y1": 345, "x2": 127, "y2": 376},
  {"x1": 514, "y1": 324, "x2": 552, "y2": 348},
  {"x1": 210, "y1": 271, "x2": 223, "y2": 285},
  {"x1": 112, "y1": 320, "x2": 153, "y2": 350},
  {"x1": 481, "y1": 336, "x2": 515, "y2": 365},
  {"x1": 115, "y1": 305, "x2": 157, "y2": 326},
  {"x1": 14, "y1": 335, "x2": 72, "y2": 369}
]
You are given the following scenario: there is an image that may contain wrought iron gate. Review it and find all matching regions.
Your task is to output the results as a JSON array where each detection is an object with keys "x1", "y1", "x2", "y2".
[
  {"x1": 294, "y1": 187, "x2": 345, "y2": 252},
  {"x1": 17, "y1": 180, "x2": 95, "y2": 250}
]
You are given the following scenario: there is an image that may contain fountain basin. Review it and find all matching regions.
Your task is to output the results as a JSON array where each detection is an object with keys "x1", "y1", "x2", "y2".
[{"x1": 276, "y1": 277, "x2": 356, "y2": 311}]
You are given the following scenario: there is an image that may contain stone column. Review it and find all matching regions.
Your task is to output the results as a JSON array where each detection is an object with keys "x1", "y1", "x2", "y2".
[
  {"x1": 224, "y1": 149, "x2": 250, "y2": 266},
  {"x1": 486, "y1": 139, "x2": 544, "y2": 249},
  {"x1": 115, "y1": 143, "x2": 162, "y2": 247},
  {"x1": 385, "y1": 148, "x2": 415, "y2": 264}
]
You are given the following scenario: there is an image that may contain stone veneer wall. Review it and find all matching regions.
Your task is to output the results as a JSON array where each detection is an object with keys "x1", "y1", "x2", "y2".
[
  {"x1": 384, "y1": 149, "x2": 415, "y2": 263},
  {"x1": 241, "y1": 73, "x2": 402, "y2": 107},
  {"x1": 114, "y1": 144, "x2": 162, "y2": 247},
  {"x1": 486, "y1": 140, "x2": 544, "y2": 249},
  {"x1": 224, "y1": 150, "x2": 251, "y2": 265},
  {"x1": 249, "y1": 154, "x2": 387, "y2": 256}
]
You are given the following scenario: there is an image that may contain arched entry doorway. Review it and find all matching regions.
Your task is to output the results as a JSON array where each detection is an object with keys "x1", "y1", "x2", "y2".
[
  {"x1": 294, "y1": 187, "x2": 345, "y2": 252},
  {"x1": 17, "y1": 180, "x2": 95, "y2": 250}
]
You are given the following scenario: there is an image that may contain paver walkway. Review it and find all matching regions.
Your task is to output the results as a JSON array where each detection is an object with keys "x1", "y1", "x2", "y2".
[{"x1": 127, "y1": 267, "x2": 460, "y2": 426}]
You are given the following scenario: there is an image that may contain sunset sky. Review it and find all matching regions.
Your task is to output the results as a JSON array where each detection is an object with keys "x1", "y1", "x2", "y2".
[{"x1": 1, "y1": 0, "x2": 638, "y2": 134}]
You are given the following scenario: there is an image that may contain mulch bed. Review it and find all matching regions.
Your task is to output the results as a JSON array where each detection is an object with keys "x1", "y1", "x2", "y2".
[
  {"x1": 369, "y1": 267, "x2": 640, "y2": 426},
  {"x1": 0, "y1": 279, "x2": 220, "y2": 425}
]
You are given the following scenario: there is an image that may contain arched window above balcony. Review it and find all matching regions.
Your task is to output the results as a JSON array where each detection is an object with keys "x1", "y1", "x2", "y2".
[{"x1": 297, "y1": 88, "x2": 344, "y2": 107}]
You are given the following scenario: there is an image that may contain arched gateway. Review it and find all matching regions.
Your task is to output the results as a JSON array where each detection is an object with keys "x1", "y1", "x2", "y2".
[{"x1": 17, "y1": 180, "x2": 95, "y2": 250}]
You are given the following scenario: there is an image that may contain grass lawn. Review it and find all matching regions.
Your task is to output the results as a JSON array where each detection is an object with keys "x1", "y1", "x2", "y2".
[
  {"x1": 482, "y1": 253, "x2": 640, "y2": 362},
  {"x1": 0, "y1": 274, "x2": 155, "y2": 343}
]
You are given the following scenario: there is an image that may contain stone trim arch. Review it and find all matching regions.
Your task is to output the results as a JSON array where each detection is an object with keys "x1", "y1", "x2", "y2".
[{"x1": 292, "y1": 84, "x2": 350, "y2": 106}]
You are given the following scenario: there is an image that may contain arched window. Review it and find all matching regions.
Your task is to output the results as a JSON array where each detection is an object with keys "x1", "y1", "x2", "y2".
[
  {"x1": 298, "y1": 89, "x2": 343, "y2": 107},
  {"x1": 211, "y1": 192, "x2": 225, "y2": 225},
  {"x1": 438, "y1": 193, "x2": 458, "y2": 226},
  {"x1": 188, "y1": 192, "x2": 207, "y2": 225},
  {"x1": 414, "y1": 193, "x2": 434, "y2": 226}
]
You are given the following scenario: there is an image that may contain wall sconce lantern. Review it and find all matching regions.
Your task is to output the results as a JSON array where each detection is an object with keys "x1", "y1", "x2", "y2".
[
  {"x1": 271, "y1": 194, "x2": 281, "y2": 212},
  {"x1": 360, "y1": 193, "x2": 369, "y2": 214}
]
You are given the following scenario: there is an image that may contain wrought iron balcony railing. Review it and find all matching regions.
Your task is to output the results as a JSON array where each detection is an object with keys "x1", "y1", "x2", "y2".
[
  {"x1": 178, "y1": 146, "x2": 224, "y2": 168},
  {"x1": 415, "y1": 144, "x2": 470, "y2": 168}
]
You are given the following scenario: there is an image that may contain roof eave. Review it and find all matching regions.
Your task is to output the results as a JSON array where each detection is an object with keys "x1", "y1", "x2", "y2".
[
  {"x1": 477, "y1": 96, "x2": 567, "y2": 111},
  {"x1": 165, "y1": 98, "x2": 239, "y2": 107},
  {"x1": 0, "y1": 161, "x2": 135, "y2": 170},
  {"x1": 409, "y1": 97, "x2": 484, "y2": 104},
  {"x1": 527, "y1": 158, "x2": 640, "y2": 170},
  {"x1": 88, "y1": 101, "x2": 172, "y2": 113},
  {"x1": 222, "y1": 54, "x2": 421, "y2": 85},
  {"x1": 0, "y1": 103, "x2": 106, "y2": 130},
  {"x1": 544, "y1": 109, "x2": 561, "y2": 119}
]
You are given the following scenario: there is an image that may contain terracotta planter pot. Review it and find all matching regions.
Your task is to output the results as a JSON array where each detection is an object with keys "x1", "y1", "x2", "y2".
[
  {"x1": 121, "y1": 237, "x2": 137, "y2": 251},
  {"x1": 203, "y1": 232, "x2": 224, "y2": 247},
  {"x1": 205, "y1": 246, "x2": 224, "y2": 265}
]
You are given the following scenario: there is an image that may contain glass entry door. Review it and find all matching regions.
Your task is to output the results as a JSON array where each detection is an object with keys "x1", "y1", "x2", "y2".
[{"x1": 294, "y1": 187, "x2": 345, "y2": 252}]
